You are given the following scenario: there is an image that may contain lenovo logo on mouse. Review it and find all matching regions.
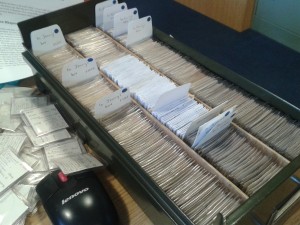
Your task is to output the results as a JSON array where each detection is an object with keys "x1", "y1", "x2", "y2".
[{"x1": 62, "y1": 188, "x2": 89, "y2": 205}]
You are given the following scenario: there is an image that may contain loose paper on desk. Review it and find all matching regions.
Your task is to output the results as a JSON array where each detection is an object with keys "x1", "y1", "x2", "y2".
[
  {"x1": 0, "y1": 150, "x2": 32, "y2": 194},
  {"x1": 21, "y1": 104, "x2": 69, "y2": 136},
  {"x1": 0, "y1": 190, "x2": 29, "y2": 225},
  {"x1": 0, "y1": 133, "x2": 27, "y2": 154},
  {"x1": 0, "y1": 0, "x2": 84, "y2": 84},
  {"x1": 52, "y1": 154, "x2": 103, "y2": 175},
  {"x1": 11, "y1": 96, "x2": 48, "y2": 115},
  {"x1": 44, "y1": 138, "x2": 85, "y2": 169}
]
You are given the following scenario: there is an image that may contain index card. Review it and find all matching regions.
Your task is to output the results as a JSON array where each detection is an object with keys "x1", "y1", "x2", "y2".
[
  {"x1": 95, "y1": 0, "x2": 118, "y2": 28},
  {"x1": 0, "y1": 92, "x2": 13, "y2": 105},
  {"x1": 0, "y1": 133, "x2": 27, "y2": 154}
]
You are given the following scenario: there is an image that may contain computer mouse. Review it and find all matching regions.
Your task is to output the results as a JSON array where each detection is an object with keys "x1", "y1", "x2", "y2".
[{"x1": 36, "y1": 170, "x2": 119, "y2": 225}]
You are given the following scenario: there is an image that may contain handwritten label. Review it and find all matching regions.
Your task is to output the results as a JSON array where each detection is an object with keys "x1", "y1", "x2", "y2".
[
  {"x1": 95, "y1": 88, "x2": 131, "y2": 119},
  {"x1": 126, "y1": 16, "x2": 152, "y2": 47},
  {"x1": 62, "y1": 58, "x2": 99, "y2": 88},
  {"x1": 192, "y1": 106, "x2": 236, "y2": 148},
  {"x1": 152, "y1": 83, "x2": 191, "y2": 111},
  {"x1": 113, "y1": 8, "x2": 139, "y2": 37},
  {"x1": 184, "y1": 101, "x2": 228, "y2": 139},
  {"x1": 31, "y1": 24, "x2": 66, "y2": 56},
  {"x1": 102, "y1": 3, "x2": 127, "y2": 31},
  {"x1": 95, "y1": 0, "x2": 118, "y2": 28}
]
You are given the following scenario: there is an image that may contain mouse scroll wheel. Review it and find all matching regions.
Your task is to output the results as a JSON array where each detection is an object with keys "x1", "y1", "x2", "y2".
[{"x1": 58, "y1": 171, "x2": 68, "y2": 183}]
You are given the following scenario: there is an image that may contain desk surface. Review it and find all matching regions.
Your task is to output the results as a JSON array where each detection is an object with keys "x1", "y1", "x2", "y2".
[{"x1": 25, "y1": 169, "x2": 154, "y2": 225}]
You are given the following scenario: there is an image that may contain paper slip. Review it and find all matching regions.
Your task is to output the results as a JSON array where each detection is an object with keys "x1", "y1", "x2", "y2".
[
  {"x1": 11, "y1": 96, "x2": 48, "y2": 115},
  {"x1": 0, "y1": 190, "x2": 29, "y2": 225},
  {"x1": 44, "y1": 138, "x2": 85, "y2": 169},
  {"x1": 0, "y1": 133, "x2": 27, "y2": 154},
  {"x1": 0, "y1": 104, "x2": 10, "y2": 124},
  {"x1": 52, "y1": 154, "x2": 103, "y2": 175},
  {"x1": 0, "y1": 92, "x2": 13, "y2": 104},
  {"x1": 0, "y1": 86, "x2": 34, "y2": 97},
  {"x1": 24, "y1": 126, "x2": 71, "y2": 147},
  {"x1": 184, "y1": 101, "x2": 228, "y2": 139},
  {"x1": 21, "y1": 104, "x2": 69, "y2": 136},
  {"x1": 0, "y1": 150, "x2": 31, "y2": 194},
  {"x1": 193, "y1": 107, "x2": 237, "y2": 148},
  {"x1": 95, "y1": 88, "x2": 131, "y2": 119}
]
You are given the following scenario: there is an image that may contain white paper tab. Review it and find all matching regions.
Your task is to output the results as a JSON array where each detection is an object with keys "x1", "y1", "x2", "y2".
[
  {"x1": 0, "y1": 150, "x2": 31, "y2": 194},
  {"x1": 24, "y1": 126, "x2": 71, "y2": 147},
  {"x1": 0, "y1": 190, "x2": 29, "y2": 225},
  {"x1": 126, "y1": 16, "x2": 153, "y2": 47},
  {"x1": 95, "y1": 0, "x2": 118, "y2": 28},
  {"x1": 184, "y1": 101, "x2": 228, "y2": 139},
  {"x1": 52, "y1": 154, "x2": 103, "y2": 175},
  {"x1": 44, "y1": 138, "x2": 85, "y2": 169},
  {"x1": 62, "y1": 58, "x2": 99, "y2": 88},
  {"x1": 113, "y1": 8, "x2": 139, "y2": 37},
  {"x1": 95, "y1": 88, "x2": 131, "y2": 119},
  {"x1": 193, "y1": 107, "x2": 237, "y2": 148},
  {"x1": 102, "y1": 3, "x2": 127, "y2": 31},
  {"x1": 152, "y1": 83, "x2": 191, "y2": 111},
  {"x1": 30, "y1": 24, "x2": 66, "y2": 56},
  {"x1": 21, "y1": 104, "x2": 69, "y2": 136},
  {"x1": 11, "y1": 96, "x2": 49, "y2": 115}
]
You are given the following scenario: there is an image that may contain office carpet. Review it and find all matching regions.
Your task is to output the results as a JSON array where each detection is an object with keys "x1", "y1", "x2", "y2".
[{"x1": 125, "y1": 0, "x2": 300, "y2": 109}]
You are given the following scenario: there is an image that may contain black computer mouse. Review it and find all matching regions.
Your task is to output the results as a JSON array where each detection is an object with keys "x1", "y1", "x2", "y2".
[{"x1": 36, "y1": 170, "x2": 119, "y2": 225}]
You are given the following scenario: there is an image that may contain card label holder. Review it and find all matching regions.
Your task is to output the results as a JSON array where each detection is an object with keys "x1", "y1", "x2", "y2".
[
  {"x1": 62, "y1": 58, "x2": 99, "y2": 88},
  {"x1": 95, "y1": 88, "x2": 131, "y2": 119},
  {"x1": 30, "y1": 24, "x2": 66, "y2": 56},
  {"x1": 103, "y1": 3, "x2": 127, "y2": 31},
  {"x1": 126, "y1": 16, "x2": 153, "y2": 47},
  {"x1": 113, "y1": 8, "x2": 139, "y2": 38},
  {"x1": 95, "y1": 0, "x2": 118, "y2": 28}
]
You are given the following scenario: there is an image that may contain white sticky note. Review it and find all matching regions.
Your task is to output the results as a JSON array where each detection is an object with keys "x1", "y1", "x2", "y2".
[
  {"x1": 52, "y1": 154, "x2": 103, "y2": 175},
  {"x1": 30, "y1": 24, "x2": 66, "y2": 56},
  {"x1": 102, "y1": 3, "x2": 127, "y2": 31},
  {"x1": 113, "y1": 8, "x2": 139, "y2": 37},
  {"x1": 184, "y1": 101, "x2": 228, "y2": 139},
  {"x1": 94, "y1": 88, "x2": 131, "y2": 119},
  {"x1": 44, "y1": 138, "x2": 85, "y2": 169},
  {"x1": 21, "y1": 104, "x2": 69, "y2": 136},
  {"x1": 126, "y1": 16, "x2": 153, "y2": 47},
  {"x1": 152, "y1": 83, "x2": 191, "y2": 111},
  {"x1": 193, "y1": 107, "x2": 237, "y2": 148},
  {"x1": 62, "y1": 58, "x2": 99, "y2": 88},
  {"x1": 0, "y1": 190, "x2": 29, "y2": 225},
  {"x1": 11, "y1": 96, "x2": 48, "y2": 115},
  {"x1": 95, "y1": 0, "x2": 118, "y2": 28},
  {"x1": 0, "y1": 150, "x2": 31, "y2": 194},
  {"x1": 24, "y1": 126, "x2": 71, "y2": 147}
]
